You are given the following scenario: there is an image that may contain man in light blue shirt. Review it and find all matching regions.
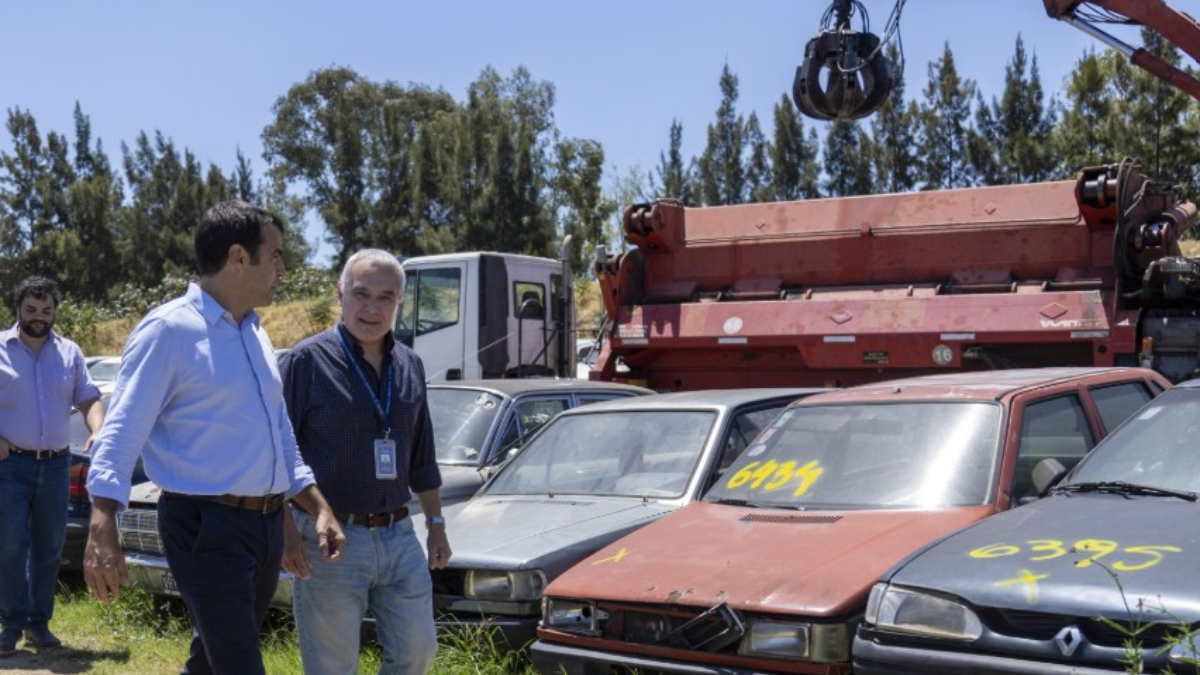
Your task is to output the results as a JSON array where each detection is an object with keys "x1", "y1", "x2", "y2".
[
  {"x1": 84, "y1": 201, "x2": 346, "y2": 675},
  {"x1": 0, "y1": 276, "x2": 105, "y2": 656}
]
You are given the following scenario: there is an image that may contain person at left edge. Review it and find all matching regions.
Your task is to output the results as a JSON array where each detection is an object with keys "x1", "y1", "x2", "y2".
[
  {"x1": 83, "y1": 201, "x2": 346, "y2": 675},
  {"x1": 0, "y1": 276, "x2": 105, "y2": 656}
]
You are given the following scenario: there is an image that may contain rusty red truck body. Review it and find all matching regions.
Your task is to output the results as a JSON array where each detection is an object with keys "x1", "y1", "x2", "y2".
[{"x1": 589, "y1": 163, "x2": 1198, "y2": 390}]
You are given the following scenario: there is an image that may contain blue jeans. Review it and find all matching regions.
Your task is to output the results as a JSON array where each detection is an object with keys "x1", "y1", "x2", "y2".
[
  {"x1": 292, "y1": 509, "x2": 436, "y2": 675},
  {"x1": 0, "y1": 451, "x2": 69, "y2": 632}
]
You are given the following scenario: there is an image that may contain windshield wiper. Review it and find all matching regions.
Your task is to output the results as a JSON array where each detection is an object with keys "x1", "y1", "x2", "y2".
[
  {"x1": 1053, "y1": 481, "x2": 1197, "y2": 502},
  {"x1": 709, "y1": 497, "x2": 758, "y2": 507}
]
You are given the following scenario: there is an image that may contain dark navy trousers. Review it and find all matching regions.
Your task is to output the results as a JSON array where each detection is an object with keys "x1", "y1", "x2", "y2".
[{"x1": 158, "y1": 494, "x2": 283, "y2": 675}]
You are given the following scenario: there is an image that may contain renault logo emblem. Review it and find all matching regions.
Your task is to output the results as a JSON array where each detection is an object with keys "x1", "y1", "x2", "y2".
[{"x1": 1055, "y1": 625, "x2": 1083, "y2": 656}]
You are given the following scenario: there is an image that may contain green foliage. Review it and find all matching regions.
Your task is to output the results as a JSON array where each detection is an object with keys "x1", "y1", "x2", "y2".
[
  {"x1": 771, "y1": 95, "x2": 821, "y2": 200},
  {"x1": 822, "y1": 120, "x2": 874, "y2": 197},
  {"x1": 969, "y1": 36, "x2": 1057, "y2": 186},
  {"x1": 651, "y1": 120, "x2": 697, "y2": 204},
  {"x1": 106, "y1": 274, "x2": 192, "y2": 318},
  {"x1": 697, "y1": 64, "x2": 747, "y2": 206},
  {"x1": 305, "y1": 294, "x2": 336, "y2": 331},
  {"x1": 54, "y1": 299, "x2": 103, "y2": 351},
  {"x1": 870, "y1": 44, "x2": 920, "y2": 193},
  {"x1": 918, "y1": 43, "x2": 978, "y2": 189},
  {"x1": 277, "y1": 265, "x2": 335, "y2": 303}
]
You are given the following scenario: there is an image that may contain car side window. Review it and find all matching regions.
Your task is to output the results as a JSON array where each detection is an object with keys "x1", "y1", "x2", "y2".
[
  {"x1": 506, "y1": 398, "x2": 570, "y2": 448},
  {"x1": 1013, "y1": 394, "x2": 1094, "y2": 502},
  {"x1": 1089, "y1": 381, "x2": 1154, "y2": 433},
  {"x1": 706, "y1": 404, "x2": 792, "y2": 492}
]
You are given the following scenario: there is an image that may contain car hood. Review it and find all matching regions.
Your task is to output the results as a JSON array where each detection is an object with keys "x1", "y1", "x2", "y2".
[
  {"x1": 127, "y1": 481, "x2": 163, "y2": 508},
  {"x1": 884, "y1": 493, "x2": 1200, "y2": 621},
  {"x1": 444, "y1": 495, "x2": 677, "y2": 578},
  {"x1": 547, "y1": 501, "x2": 994, "y2": 617}
]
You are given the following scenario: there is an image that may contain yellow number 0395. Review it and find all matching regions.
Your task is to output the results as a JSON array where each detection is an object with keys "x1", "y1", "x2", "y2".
[{"x1": 968, "y1": 539, "x2": 1181, "y2": 572}]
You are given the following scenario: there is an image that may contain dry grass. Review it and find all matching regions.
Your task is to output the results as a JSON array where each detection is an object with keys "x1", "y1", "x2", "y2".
[{"x1": 90, "y1": 283, "x2": 606, "y2": 354}]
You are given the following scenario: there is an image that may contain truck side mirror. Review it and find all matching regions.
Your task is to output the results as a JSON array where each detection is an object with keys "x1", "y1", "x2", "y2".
[{"x1": 1031, "y1": 458, "x2": 1069, "y2": 498}]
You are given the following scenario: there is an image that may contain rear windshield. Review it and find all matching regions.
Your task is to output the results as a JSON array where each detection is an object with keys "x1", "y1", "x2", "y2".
[
  {"x1": 487, "y1": 410, "x2": 717, "y2": 498},
  {"x1": 705, "y1": 402, "x2": 1002, "y2": 508},
  {"x1": 428, "y1": 388, "x2": 504, "y2": 466}
]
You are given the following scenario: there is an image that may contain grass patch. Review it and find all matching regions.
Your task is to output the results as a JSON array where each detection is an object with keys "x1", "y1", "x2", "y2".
[{"x1": 21, "y1": 581, "x2": 534, "y2": 675}]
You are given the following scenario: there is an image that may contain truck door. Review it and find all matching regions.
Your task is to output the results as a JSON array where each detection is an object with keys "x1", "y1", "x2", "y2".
[{"x1": 398, "y1": 263, "x2": 468, "y2": 381}]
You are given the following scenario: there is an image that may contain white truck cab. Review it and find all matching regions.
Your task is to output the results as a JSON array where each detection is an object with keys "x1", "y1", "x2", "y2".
[{"x1": 396, "y1": 252, "x2": 576, "y2": 382}]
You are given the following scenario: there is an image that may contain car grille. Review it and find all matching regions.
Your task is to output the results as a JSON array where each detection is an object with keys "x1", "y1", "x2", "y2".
[
  {"x1": 431, "y1": 568, "x2": 468, "y2": 596},
  {"x1": 117, "y1": 508, "x2": 163, "y2": 556},
  {"x1": 602, "y1": 603, "x2": 745, "y2": 654},
  {"x1": 983, "y1": 609, "x2": 1179, "y2": 648}
]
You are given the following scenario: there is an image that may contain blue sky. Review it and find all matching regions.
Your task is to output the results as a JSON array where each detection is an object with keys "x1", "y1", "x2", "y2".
[{"x1": 3, "y1": 1, "x2": 1187, "y2": 264}]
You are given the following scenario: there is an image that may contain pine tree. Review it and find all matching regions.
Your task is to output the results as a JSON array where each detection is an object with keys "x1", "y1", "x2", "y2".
[
  {"x1": 652, "y1": 120, "x2": 696, "y2": 203},
  {"x1": 822, "y1": 120, "x2": 873, "y2": 196},
  {"x1": 918, "y1": 43, "x2": 977, "y2": 189},
  {"x1": 869, "y1": 44, "x2": 919, "y2": 193},
  {"x1": 698, "y1": 64, "x2": 747, "y2": 205},
  {"x1": 969, "y1": 36, "x2": 1057, "y2": 185},
  {"x1": 743, "y1": 112, "x2": 772, "y2": 203},
  {"x1": 770, "y1": 95, "x2": 820, "y2": 200},
  {"x1": 1051, "y1": 49, "x2": 1117, "y2": 176}
]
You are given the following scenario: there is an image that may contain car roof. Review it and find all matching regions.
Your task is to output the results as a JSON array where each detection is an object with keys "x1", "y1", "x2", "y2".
[
  {"x1": 555, "y1": 387, "x2": 827, "y2": 415},
  {"x1": 795, "y1": 367, "x2": 1158, "y2": 405},
  {"x1": 428, "y1": 378, "x2": 652, "y2": 398}
]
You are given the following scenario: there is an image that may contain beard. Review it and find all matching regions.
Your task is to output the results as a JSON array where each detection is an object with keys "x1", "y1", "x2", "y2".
[{"x1": 19, "y1": 318, "x2": 52, "y2": 339}]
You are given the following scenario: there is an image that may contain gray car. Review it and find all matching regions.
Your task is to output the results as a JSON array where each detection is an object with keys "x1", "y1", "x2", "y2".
[
  {"x1": 116, "y1": 377, "x2": 650, "y2": 609},
  {"x1": 416, "y1": 388, "x2": 827, "y2": 647}
]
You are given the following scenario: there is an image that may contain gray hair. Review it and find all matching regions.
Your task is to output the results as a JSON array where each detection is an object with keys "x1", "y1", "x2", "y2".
[{"x1": 339, "y1": 249, "x2": 406, "y2": 298}]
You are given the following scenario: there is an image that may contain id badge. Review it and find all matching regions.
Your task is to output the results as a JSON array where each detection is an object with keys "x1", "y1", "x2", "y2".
[{"x1": 374, "y1": 439, "x2": 398, "y2": 480}]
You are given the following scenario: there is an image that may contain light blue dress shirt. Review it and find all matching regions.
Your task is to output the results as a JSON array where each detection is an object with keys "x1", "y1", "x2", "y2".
[
  {"x1": 86, "y1": 283, "x2": 315, "y2": 508},
  {"x1": 0, "y1": 326, "x2": 100, "y2": 450}
]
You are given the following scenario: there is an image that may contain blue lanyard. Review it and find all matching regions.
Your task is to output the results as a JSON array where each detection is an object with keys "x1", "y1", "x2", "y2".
[{"x1": 337, "y1": 325, "x2": 393, "y2": 439}]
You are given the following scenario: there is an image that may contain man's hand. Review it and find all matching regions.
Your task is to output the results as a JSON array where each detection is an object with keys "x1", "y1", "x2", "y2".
[
  {"x1": 83, "y1": 498, "x2": 130, "y2": 604},
  {"x1": 313, "y1": 510, "x2": 346, "y2": 561},
  {"x1": 291, "y1": 485, "x2": 346, "y2": 562},
  {"x1": 427, "y1": 525, "x2": 451, "y2": 570},
  {"x1": 280, "y1": 505, "x2": 312, "y2": 579}
]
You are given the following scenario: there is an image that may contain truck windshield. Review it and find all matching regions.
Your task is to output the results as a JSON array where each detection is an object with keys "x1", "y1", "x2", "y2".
[
  {"x1": 706, "y1": 402, "x2": 1002, "y2": 508},
  {"x1": 428, "y1": 388, "x2": 505, "y2": 466},
  {"x1": 1065, "y1": 387, "x2": 1200, "y2": 494},
  {"x1": 486, "y1": 410, "x2": 716, "y2": 498}
]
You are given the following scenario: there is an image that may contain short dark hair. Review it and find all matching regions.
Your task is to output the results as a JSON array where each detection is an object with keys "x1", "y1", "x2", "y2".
[
  {"x1": 12, "y1": 276, "x2": 62, "y2": 313},
  {"x1": 194, "y1": 201, "x2": 286, "y2": 276}
]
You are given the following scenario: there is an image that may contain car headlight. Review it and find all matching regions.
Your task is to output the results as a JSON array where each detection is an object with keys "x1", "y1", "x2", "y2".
[
  {"x1": 464, "y1": 569, "x2": 547, "y2": 601},
  {"x1": 865, "y1": 583, "x2": 982, "y2": 641},
  {"x1": 542, "y1": 597, "x2": 603, "y2": 635},
  {"x1": 738, "y1": 621, "x2": 848, "y2": 662},
  {"x1": 1168, "y1": 629, "x2": 1200, "y2": 666}
]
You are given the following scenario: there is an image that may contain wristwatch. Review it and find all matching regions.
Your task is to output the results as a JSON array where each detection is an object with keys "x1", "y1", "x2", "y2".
[{"x1": 426, "y1": 516, "x2": 446, "y2": 528}]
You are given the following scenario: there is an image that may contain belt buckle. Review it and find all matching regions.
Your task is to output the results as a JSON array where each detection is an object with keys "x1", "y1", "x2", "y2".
[{"x1": 260, "y1": 495, "x2": 279, "y2": 515}]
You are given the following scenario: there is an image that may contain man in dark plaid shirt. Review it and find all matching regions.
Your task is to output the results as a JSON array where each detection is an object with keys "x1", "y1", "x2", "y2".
[{"x1": 280, "y1": 249, "x2": 451, "y2": 675}]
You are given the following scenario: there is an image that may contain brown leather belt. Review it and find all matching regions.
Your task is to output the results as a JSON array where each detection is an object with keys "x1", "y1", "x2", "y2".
[
  {"x1": 334, "y1": 506, "x2": 409, "y2": 529},
  {"x1": 9, "y1": 447, "x2": 68, "y2": 459},
  {"x1": 163, "y1": 491, "x2": 286, "y2": 514}
]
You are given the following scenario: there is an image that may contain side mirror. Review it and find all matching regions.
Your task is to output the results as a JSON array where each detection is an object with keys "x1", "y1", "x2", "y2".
[{"x1": 1031, "y1": 458, "x2": 1069, "y2": 497}]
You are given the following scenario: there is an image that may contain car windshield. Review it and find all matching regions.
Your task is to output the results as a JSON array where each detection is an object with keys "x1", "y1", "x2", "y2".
[
  {"x1": 1066, "y1": 387, "x2": 1200, "y2": 493},
  {"x1": 429, "y1": 388, "x2": 505, "y2": 466},
  {"x1": 705, "y1": 402, "x2": 1002, "y2": 508},
  {"x1": 486, "y1": 410, "x2": 717, "y2": 498},
  {"x1": 88, "y1": 359, "x2": 120, "y2": 384}
]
